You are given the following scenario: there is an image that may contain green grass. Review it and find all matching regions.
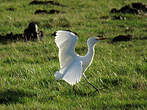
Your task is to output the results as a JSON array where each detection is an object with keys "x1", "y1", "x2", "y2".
[{"x1": 0, "y1": 0, "x2": 147, "y2": 109}]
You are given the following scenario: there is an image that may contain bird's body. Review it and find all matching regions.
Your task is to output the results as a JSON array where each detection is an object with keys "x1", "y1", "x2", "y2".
[{"x1": 54, "y1": 30, "x2": 105, "y2": 86}]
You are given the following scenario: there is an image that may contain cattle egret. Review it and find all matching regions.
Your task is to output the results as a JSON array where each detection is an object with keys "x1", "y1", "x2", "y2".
[{"x1": 54, "y1": 30, "x2": 106, "y2": 91}]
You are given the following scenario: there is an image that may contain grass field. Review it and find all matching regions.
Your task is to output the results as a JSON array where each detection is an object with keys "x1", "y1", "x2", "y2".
[{"x1": 0, "y1": 0, "x2": 147, "y2": 109}]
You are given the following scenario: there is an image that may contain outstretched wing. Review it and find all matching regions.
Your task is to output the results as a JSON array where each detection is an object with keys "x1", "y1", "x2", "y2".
[
  {"x1": 62, "y1": 60, "x2": 83, "y2": 85},
  {"x1": 55, "y1": 30, "x2": 78, "y2": 71}
]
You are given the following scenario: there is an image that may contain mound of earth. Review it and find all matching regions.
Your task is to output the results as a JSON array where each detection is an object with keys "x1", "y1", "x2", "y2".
[
  {"x1": 7, "y1": 8, "x2": 15, "y2": 11},
  {"x1": 111, "y1": 2, "x2": 147, "y2": 14},
  {"x1": 35, "y1": 9, "x2": 61, "y2": 14},
  {"x1": 23, "y1": 22, "x2": 44, "y2": 40},
  {"x1": 0, "y1": 22, "x2": 44, "y2": 44},
  {"x1": 112, "y1": 15, "x2": 127, "y2": 20},
  {"x1": 29, "y1": 0, "x2": 66, "y2": 7},
  {"x1": 112, "y1": 35, "x2": 133, "y2": 42},
  {"x1": 0, "y1": 33, "x2": 22, "y2": 43}
]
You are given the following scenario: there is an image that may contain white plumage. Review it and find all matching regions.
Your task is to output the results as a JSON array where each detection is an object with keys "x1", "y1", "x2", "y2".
[{"x1": 54, "y1": 30, "x2": 106, "y2": 86}]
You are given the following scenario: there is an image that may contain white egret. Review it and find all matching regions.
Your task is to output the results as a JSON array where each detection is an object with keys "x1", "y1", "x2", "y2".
[{"x1": 54, "y1": 30, "x2": 106, "y2": 91}]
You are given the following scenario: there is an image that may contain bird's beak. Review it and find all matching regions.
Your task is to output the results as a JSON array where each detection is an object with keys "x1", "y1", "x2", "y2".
[{"x1": 96, "y1": 37, "x2": 107, "y2": 40}]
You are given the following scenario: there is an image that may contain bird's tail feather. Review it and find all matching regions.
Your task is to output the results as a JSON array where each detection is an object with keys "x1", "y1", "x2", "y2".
[{"x1": 55, "y1": 71, "x2": 63, "y2": 80}]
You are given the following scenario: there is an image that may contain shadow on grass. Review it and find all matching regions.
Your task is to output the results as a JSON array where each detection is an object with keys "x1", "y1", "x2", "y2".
[
  {"x1": 103, "y1": 103, "x2": 146, "y2": 110},
  {"x1": 73, "y1": 89, "x2": 100, "y2": 96},
  {"x1": 61, "y1": 86, "x2": 104, "y2": 97},
  {"x1": 0, "y1": 89, "x2": 36, "y2": 105}
]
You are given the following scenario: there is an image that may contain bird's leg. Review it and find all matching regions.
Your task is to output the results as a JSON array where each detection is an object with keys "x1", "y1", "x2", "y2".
[
  {"x1": 73, "y1": 85, "x2": 77, "y2": 95},
  {"x1": 83, "y1": 74, "x2": 101, "y2": 92}
]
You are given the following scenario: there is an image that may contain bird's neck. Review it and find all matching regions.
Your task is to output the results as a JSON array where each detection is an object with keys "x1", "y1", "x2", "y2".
[{"x1": 85, "y1": 44, "x2": 95, "y2": 61}]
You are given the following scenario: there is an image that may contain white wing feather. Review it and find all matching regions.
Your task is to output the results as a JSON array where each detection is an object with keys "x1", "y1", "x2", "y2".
[
  {"x1": 62, "y1": 61, "x2": 83, "y2": 85},
  {"x1": 55, "y1": 30, "x2": 83, "y2": 85},
  {"x1": 55, "y1": 30, "x2": 78, "y2": 71}
]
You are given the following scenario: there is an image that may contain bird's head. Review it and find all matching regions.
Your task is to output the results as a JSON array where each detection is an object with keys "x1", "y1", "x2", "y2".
[{"x1": 87, "y1": 37, "x2": 106, "y2": 47}]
